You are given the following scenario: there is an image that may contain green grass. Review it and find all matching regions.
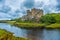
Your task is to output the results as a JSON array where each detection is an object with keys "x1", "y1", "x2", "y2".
[
  {"x1": 4, "y1": 21, "x2": 45, "y2": 29},
  {"x1": 0, "y1": 29, "x2": 30, "y2": 40},
  {"x1": 1, "y1": 20, "x2": 60, "y2": 29},
  {"x1": 7, "y1": 21, "x2": 16, "y2": 25},
  {"x1": 46, "y1": 23, "x2": 60, "y2": 28},
  {"x1": 14, "y1": 22, "x2": 45, "y2": 28},
  {"x1": 13, "y1": 22, "x2": 60, "y2": 29}
]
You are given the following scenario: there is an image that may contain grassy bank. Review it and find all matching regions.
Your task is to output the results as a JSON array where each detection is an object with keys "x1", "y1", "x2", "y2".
[
  {"x1": 14, "y1": 22, "x2": 45, "y2": 29},
  {"x1": 0, "y1": 20, "x2": 60, "y2": 29},
  {"x1": 7, "y1": 21, "x2": 60, "y2": 29},
  {"x1": 46, "y1": 23, "x2": 60, "y2": 29},
  {"x1": 0, "y1": 29, "x2": 30, "y2": 40},
  {"x1": 6, "y1": 21, "x2": 46, "y2": 29}
]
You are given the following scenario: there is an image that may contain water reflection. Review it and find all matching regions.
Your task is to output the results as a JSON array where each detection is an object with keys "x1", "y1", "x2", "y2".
[
  {"x1": 0, "y1": 23, "x2": 29, "y2": 37},
  {"x1": 0, "y1": 23, "x2": 43, "y2": 40},
  {"x1": 43, "y1": 29, "x2": 60, "y2": 40},
  {"x1": 26, "y1": 29, "x2": 43, "y2": 40},
  {"x1": 0, "y1": 23, "x2": 60, "y2": 40}
]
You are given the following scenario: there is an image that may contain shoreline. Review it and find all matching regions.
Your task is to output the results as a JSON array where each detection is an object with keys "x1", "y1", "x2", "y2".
[
  {"x1": 0, "y1": 21, "x2": 60, "y2": 29},
  {"x1": 0, "y1": 29, "x2": 30, "y2": 40}
]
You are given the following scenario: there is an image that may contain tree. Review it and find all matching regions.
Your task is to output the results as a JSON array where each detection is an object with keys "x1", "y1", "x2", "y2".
[{"x1": 40, "y1": 13, "x2": 56, "y2": 24}]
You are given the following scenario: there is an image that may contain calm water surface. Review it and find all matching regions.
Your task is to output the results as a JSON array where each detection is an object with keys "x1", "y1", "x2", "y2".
[{"x1": 0, "y1": 23, "x2": 60, "y2": 40}]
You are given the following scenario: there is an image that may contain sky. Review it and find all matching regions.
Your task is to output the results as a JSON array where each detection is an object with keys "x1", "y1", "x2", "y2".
[{"x1": 0, "y1": 0, "x2": 60, "y2": 20}]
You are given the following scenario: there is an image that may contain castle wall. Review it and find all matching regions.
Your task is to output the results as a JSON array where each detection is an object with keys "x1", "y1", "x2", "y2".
[{"x1": 21, "y1": 8, "x2": 43, "y2": 22}]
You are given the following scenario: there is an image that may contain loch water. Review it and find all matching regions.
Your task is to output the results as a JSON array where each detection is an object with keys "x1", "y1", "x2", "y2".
[{"x1": 0, "y1": 23, "x2": 60, "y2": 40}]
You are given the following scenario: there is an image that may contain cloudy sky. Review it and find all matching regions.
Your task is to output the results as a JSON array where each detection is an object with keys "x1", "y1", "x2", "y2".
[{"x1": 0, "y1": 0, "x2": 60, "y2": 20}]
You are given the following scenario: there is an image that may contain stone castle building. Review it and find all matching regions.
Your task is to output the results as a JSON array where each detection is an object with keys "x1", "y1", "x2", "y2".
[{"x1": 21, "y1": 8, "x2": 43, "y2": 22}]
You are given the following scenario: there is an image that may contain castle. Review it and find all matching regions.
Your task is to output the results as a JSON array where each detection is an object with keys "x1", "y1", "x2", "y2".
[{"x1": 21, "y1": 8, "x2": 43, "y2": 22}]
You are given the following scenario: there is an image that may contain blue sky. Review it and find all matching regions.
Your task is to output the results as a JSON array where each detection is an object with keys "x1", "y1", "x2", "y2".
[{"x1": 0, "y1": 0, "x2": 60, "y2": 20}]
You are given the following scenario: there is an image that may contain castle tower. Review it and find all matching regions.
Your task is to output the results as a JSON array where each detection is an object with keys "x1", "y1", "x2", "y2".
[
  {"x1": 26, "y1": 10, "x2": 32, "y2": 20},
  {"x1": 35, "y1": 9, "x2": 43, "y2": 22},
  {"x1": 31, "y1": 8, "x2": 37, "y2": 16},
  {"x1": 21, "y1": 8, "x2": 43, "y2": 22},
  {"x1": 27, "y1": 10, "x2": 31, "y2": 15},
  {"x1": 39, "y1": 9, "x2": 43, "y2": 16}
]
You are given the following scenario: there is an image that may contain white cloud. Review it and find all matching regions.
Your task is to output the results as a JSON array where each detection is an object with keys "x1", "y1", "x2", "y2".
[
  {"x1": 34, "y1": 0, "x2": 58, "y2": 13},
  {"x1": 0, "y1": 0, "x2": 59, "y2": 20},
  {"x1": 0, "y1": 12, "x2": 12, "y2": 20},
  {"x1": 5, "y1": 0, "x2": 24, "y2": 10},
  {"x1": 0, "y1": 0, "x2": 25, "y2": 20}
]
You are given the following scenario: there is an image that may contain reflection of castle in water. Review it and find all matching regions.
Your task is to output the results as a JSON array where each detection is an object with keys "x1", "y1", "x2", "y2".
[
  {"x1": 21, "y1": 8, "x2": 43, "y2": 22},
  {"x1": 26, "y1": 29, "x2": 43, "y2": 40}
]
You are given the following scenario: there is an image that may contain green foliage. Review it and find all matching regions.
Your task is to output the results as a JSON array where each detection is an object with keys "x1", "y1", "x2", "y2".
[
  {"x1": 11, "y1": 18, "x2": 23, "y2": 22},
  {"x1": 40, "y1": 13, "x2": 60, "y2": 24},
  {"x1": 23, "y1": 20, "x2": 37, "y2": 23},
  {"x1": 11, "y1": 17, "x2": 39, "y2": 23}
]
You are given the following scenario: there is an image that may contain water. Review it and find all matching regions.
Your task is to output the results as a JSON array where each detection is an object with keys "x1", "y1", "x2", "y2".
[{"x1": 0, "y1": 23, "x2": 60, "y2": 40}]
